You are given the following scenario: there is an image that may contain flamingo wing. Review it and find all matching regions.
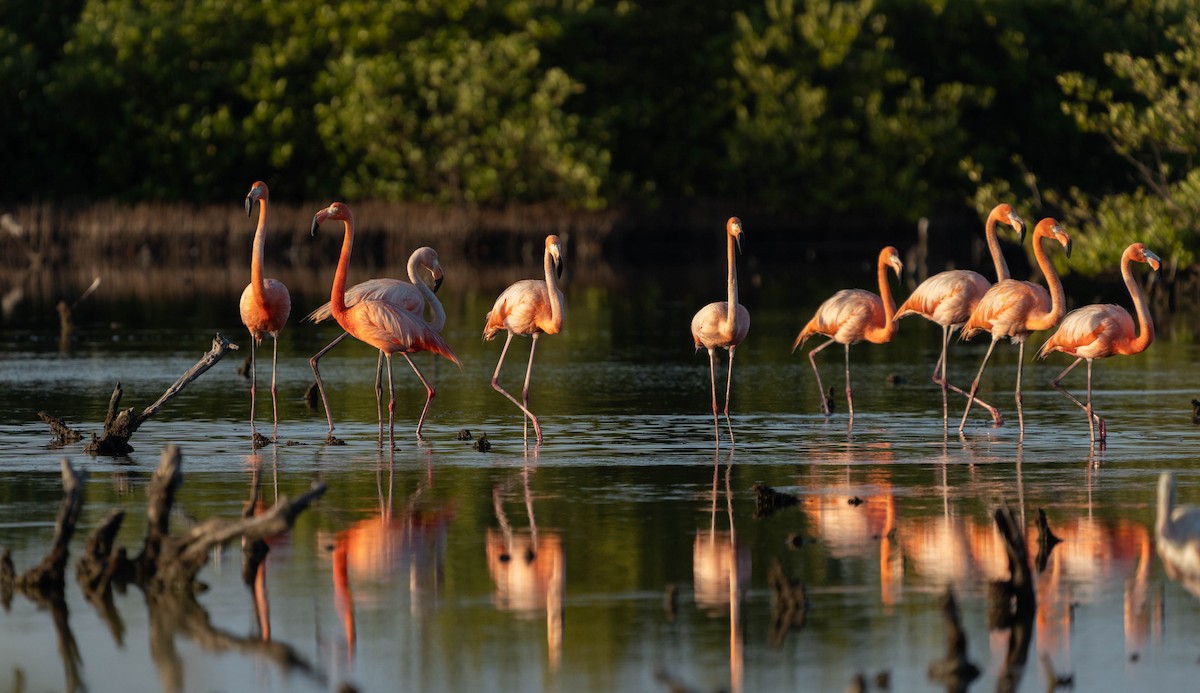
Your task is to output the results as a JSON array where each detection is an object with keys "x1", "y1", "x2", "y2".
[
  {"x1": 483, "y1": 279, "x2": 554, "y2": 339},
  {"x1": 240, "y1": 278, "x2": 291, "y2": 339},
  {"x1": 307, "y1": 278, "x2": 422, "y2": 323},
  {"x1": 962, "y1": 279, "x2": 1045, "y2": 340},
  {"x1": 1037, "y1": 304, "x2": 1132, "y2": 360},
  {"x1": 691, "y1": 301, "x2": 750, "y2": 350},
  {"x1": 894, "y1": 269, "x2": 989, "y2": 327},
  {"x1": 797, "y1": 289, "x2": 883, "y2": 347},
  {"x1": 344, "y1": 300, "x2": 461, "y2": 366}
]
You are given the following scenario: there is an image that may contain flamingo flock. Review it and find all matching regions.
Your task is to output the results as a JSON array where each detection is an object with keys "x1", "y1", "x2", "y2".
[{"x1": 238, "y1": 187, "x2": 1160, "y2": 449}]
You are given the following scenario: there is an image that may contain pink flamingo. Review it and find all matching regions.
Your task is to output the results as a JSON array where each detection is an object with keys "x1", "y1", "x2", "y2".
[
  {"x1": 958, "y1": 218, "x2": 1072, "y2": 435},
  {"x1": 1037, "y1": 242, "x2": 1159, "y2": 444},
  {"x1": 690, "y1": 217, "x2": 749, "y2": 443},
  {"x1": 893, "y1": 203, "x2": 1025, "y2": 425},
  {"x1": 794, "y1": 246, "x2": 903, "y2": 419},
  {"x1": 305, "y1": 247, "x2": 448, "y2": 441},
  {"x1": 483, "y1": 235, "x2": 565, "y2": 445},
  {"x1": 310, "y1": 202, "x2": 461, "y2": 447},
  {"x1": 239, "y1": 181, "x2": 291, "y2": 443}
]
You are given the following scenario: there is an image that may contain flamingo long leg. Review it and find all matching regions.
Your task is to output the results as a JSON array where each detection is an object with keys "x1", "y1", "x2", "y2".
[
  {"x1": 491, "y1": 332, "x2": 543, "y2": 445},
  {"x1": 271, "y1": 334, "x2": 280, "y2": 442},
  {"x1": 932, "y1": 328, "x2": 1003, "y2": 425},
  {"x1": 402, "y1": 353, "x2": 435, "y2": 439},
  {"x1": 958, "y1": 337, "x2": 999, "y2": 433},
  {"x1": 807, "y1": 338, "x2": 836, "y2": 416},
  {"x1": 384, "y1": 352, "x2": 395, "y2": 450},
  {"x1": 521, "y1": 334, "x2": 541, "y2": 444},
  {"x1": 1050, "y1": 357, "x2": 1105, "y2": 442},
  {"x1": 308, "y1": 331, "x2": 350, "y2": 439},
  {"x1": 375, "y1": 351, "x2": 385, "y2": 442},
  {"x1": 843, "y1": 342, "x2": 855, "y2": 420},
  {"x1": 724, "y1": 346, "x2": 736, "y2": 445},
  {"x1": 1015, "y1": 340, "x2": 1027, "y2": 437},
  {"x1": 249, "y1": 333, "x2": 258, "y2": 439},
  {"x1": 707, "y1": 347, "x2": 719, "y2": 440}
]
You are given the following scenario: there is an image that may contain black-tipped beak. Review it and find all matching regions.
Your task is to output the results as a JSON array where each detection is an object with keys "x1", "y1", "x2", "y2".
[
  {"x1": 1064, "y1": 237, "x2": 1073, "y2": 258},
  {"x1": 554, "y1": 256, "x2": 563, "y2": 279},
  {"x1": 1146, "y1": 249, "x2": 1162, "y2": 271},
  {"x1": 310, "y1": 215, "x2": 321, "y2": 237},
  {"x1": 735, "y1": 232, "x2": 744, "y2": 254},
  {"x1": 1014, "y1": 218, "x2": 1026, "y2": 244},
  {"x1": 245, "y1": 195, "x2": 253, "y2": 217},
  {"x1": 433, "y1": 275, "x2": 444, "y2": 292}
]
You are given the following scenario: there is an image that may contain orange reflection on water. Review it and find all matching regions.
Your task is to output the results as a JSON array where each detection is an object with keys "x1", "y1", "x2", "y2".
[{"x1": 692, "y1": 456, "x2": 746, "y2": 693}]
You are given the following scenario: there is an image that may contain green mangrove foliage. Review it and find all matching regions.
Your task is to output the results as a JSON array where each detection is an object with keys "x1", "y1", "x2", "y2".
[{"x1": 4, "y1": 0, "x2": 1200, "y2": 275}]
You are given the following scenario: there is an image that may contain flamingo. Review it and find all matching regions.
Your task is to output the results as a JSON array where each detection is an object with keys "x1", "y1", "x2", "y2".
[
  {"x1": 690, "y1": 217, "x2": 750, "y2": 443},
  {"x1": 310, "y1": 202, "x2": 461, "y2": 447},
  {"x1": 958, "y1": 218, "x2": 1072, "y2": 436},
  {"x1": 1036, "y1": 242, "x2": 1159, "y2": 444},
  {"x1": 893, "y1": 204, "x2": 1026, "y2": 426},
  {"x1": 483, "y1": 235, "x2": 565, "y2": 445},
  {"x1": 794, "y1": 246, "x2": 903, "y2": 419},
  {"x1": 305, "y1": 247, "x2": 448, "y2": 441},
  {"x1": 1157, "y1": 472, "x2": 1200, "y2": 593},
  {"x1": 239, "y1": 181, "x2": 291, "y2": 444}
]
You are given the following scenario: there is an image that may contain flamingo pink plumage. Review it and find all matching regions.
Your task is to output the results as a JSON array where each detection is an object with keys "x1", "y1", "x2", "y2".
[
  {"x1": 311, "y1": 202, "x2": 461, "y2": 447},
  {"x1": 893, "y1": 203, "x2": 1025, "y2": 425},
  {"x1": 306, "y1": 247, "x2": 448, "y2": 441},
  {"x1": 794, "y1": 246, "x2": 903, "y2": 419},
  {"x1": 690, "y1": 217, "x2": 750, "y2": 443},
  {"x1": 483, "y1": 235, "x2": 565, "y2": 445},
  {"x1": 958, "y1": 217, "x2": 1072, "y2": 436},
  {"x1": 239, "y1": 181, "x2": 291, "y2": 444},
  {"x1": 1037, "y1": 242, "x2": 1159, "y2": 444}
]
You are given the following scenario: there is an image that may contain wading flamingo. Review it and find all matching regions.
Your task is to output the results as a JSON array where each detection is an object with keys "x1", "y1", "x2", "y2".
[
  {"x1": 1036, "y1": 242, "x2": 1159, "y2": 444},
  {"x1": 794, "y1": 246, "x2": 903, "y2": 420},
  {"x1": 483, "y1": 235, "x2": 565, "y2": 445},
  {"x1": 311, "y1": 202, "x2": 461, "y2": 447},
  {"x1": 893, "y1": 204, "x2": 1026, "y2": 426},
  {"x1": 239, "y1": 181, "x2": 291, "y2": 443},
  {"x1": 306, "y1": 247, "x2": 448, "y2": 441},
  {"x1": 958, "y1": 218, "x2": 1072, "y2": 436},
  {"x1": 690, "y1": 217, "x2": 750, "y2": 444}
]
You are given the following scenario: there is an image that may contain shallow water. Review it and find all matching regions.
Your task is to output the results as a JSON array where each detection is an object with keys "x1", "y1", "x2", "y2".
[{"x1": 2, "y1": 264, "x2": 1200, "y2": 693}]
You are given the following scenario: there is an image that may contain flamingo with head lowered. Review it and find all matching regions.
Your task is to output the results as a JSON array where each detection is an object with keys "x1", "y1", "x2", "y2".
[
  {"x1": 483, "y1": 235, "x2": 565, "y2": 445},
  {"x1": 794, "y1": 246, "x2": 903, "y2": 420},
  {"x1": 1037, "y1": 242, "x2": 1160, "y2": 444},
  {"x1": 958, "y1": 218, "x2": 1072, "y2": 437},
  {"x1": 239, "y1": 181, "x2": 291, "y2": 444},
  {"x1": 893, "y1": 203, "x2": 1025, "y2": 426},
  {"x1": 310, "y1": 202, "x2": 461, "y2": 448},
  {"x1": 306, "y1": 247, "x2": 449, "y2": 442},
  {"x1": 690, "y1": 217, "x2": 750, "y2": 444}
]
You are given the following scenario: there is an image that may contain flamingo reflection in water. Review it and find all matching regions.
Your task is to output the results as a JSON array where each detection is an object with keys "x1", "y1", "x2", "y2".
[
  {"x1": 1157, "y1": 472, "x2": 1200, "y2": 597},
  {"x1": 487, "y1": 460, "x2": 565, "y2": 671},
  {"x1": 692, "y1": 452, "x2": 748, "y2": 693},
  {"x1": 324, "y1": 455, "x2": 456, "y2": 664},
  {"x1": 242, "y1": 449, "x2": 283, "y2": 643}
]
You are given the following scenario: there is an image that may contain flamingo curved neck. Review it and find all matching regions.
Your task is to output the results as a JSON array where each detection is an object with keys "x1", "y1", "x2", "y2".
[
  {"x1": 985, "y1": 211, "x2": 1011, "y2": 282},
  {"x1": 250, "y1": 197, "x2": 270, "y2": 308},
  {"x1": 724, "y1": 232, "x2": 740, "y2": 332},
  {"x1": 1026, "y1": 234, "x2": 1066, "y2": 332},
  {"x1": 408, "y1": 254, "x2": 446, "y2": 331},
  {"x1": 867, "y1": 257, "x2": 898, "y2": 343},
  {"x1": 544, "y1": 246, "x2": 564, "y2": 332},
  {"x1": 1121, "y1": 249, "x2": 1155, "y2": 355},
  {"x1": 331, "y1": 218, "x2": 354, "y2": 324}
]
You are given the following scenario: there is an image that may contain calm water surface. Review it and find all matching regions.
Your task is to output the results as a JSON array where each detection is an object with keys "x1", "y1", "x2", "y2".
[{"x1": 2, "y1": 263, "x2": 1200, "y2": 693}]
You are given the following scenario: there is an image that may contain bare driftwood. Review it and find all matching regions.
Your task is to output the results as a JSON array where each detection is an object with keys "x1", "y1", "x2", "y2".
[
  {"x1": 927, "y1": 588, "x2": 980, "y2": 692},
  {"x1": 1034, "y1": 508, "x2": 1062, "y2": 573},
  {"x1": 767, "y1": 558, "x2": 807, "y2": 647},
  {"x1": 0, "y1": 459, "x2": 86, "y2": 595},
  {"x1": 37, "y1": 412, "x2": 84, "y2": 446},
  {"x1": 989, "y1": 504, "x2": 1037, "y2": 693},
  {"x1": 753, "y1": 483, "x2": 799, "y2": 519},
  {"x1": 35, "y1": 334, "x2": 238, "y2": 455}
]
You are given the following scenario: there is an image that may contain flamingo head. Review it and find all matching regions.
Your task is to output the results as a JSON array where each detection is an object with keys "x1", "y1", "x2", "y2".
[
  {"x1": 990, "y1": 203, "x2": 1025, "y2": 243},
  {"x1": 882, "y1": 246, "x2": 903, "y2": 279},
  {"x1": 546, "y1": 235, "x2": 564, "y2": 278},
  {"x1": 414, "y1": 247, "x2": 445, "y2": 292},
  {"x1": 245, "y1": 180, "x2": 268, "y2": 217},
  {"x1": 726, "y1": 216, "x2": 744, "y2": 253},
  {"x1": 1035, "y1": 218, "x2": 1072, "y2": 258},
  {"x1": 310, "y1": 201, "x2": 353, "y2": 236},
  {"x1": 1129, "y1": 243, "x2": 1162, "y2": 272}
]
